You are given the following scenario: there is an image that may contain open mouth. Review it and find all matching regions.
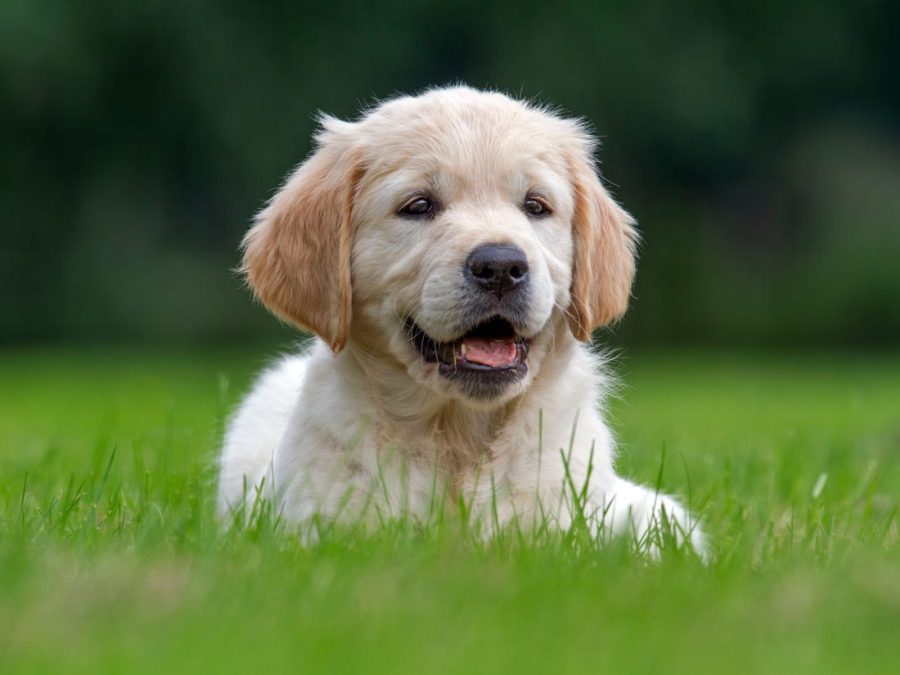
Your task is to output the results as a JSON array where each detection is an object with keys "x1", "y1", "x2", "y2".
[{"x1": 406, "y1": 316, "x2": 530, "y2": 397}]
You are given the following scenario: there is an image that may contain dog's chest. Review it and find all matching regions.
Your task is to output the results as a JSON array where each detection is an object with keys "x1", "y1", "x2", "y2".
[{"x1": 367, "y1": 416, "x2": 510, "y2": 495}]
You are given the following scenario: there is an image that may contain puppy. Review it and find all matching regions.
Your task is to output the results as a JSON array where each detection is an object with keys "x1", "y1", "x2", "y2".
[{"x1": 218, "y1": 86, "x2": 705, "y2": 554}]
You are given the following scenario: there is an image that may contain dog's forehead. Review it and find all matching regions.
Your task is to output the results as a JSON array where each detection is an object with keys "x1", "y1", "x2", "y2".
[{"x1": 357, "y1": 89, "x2": 575, "y2": 186}]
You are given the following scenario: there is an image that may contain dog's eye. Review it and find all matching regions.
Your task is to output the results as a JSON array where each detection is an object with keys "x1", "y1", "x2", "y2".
[
  {"x1": 523, "y1": 195, "x2": 551, "y2": 217},
  {"x1": 398, "y1": 196, "x2": 435, "y2": 219}
]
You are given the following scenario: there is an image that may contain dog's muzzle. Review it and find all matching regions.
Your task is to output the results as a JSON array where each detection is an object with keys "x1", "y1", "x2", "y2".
[
  {"x1": 406, "y1": 315, "x2": 530, "y2": 399},
  {"x1": 405, "y1": 243, "x2": 536, "y2": 399}
]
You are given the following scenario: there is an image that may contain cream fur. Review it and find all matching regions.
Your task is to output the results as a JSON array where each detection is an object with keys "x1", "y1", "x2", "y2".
[{"x1": 218, "y1": 87, "x2": 706, "y2": 555}]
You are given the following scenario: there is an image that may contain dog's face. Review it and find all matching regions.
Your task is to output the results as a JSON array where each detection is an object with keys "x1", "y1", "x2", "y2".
[{"x1": 243, "y1": 87, "x2": 637, "y2": 405}]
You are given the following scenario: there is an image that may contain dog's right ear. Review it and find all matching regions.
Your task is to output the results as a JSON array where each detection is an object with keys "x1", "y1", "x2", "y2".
[{"x1": 242, "y1": 119, "x2": 364, "y2": 353}]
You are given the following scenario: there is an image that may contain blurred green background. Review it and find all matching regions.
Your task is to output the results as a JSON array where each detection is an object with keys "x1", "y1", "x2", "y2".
[{"x1": 2, "y1": 0, "x2": 898, "y2": 348}]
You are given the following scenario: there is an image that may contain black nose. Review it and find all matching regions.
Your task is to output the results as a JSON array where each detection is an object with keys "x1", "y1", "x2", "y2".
[{"x1": 465, "y1": 244, "x2": 530, "y2": 298}]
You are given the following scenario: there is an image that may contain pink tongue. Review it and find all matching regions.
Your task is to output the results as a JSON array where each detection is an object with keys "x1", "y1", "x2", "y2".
[{"x1": 463, "y1": 338, "x2": 518, "y2": 367}]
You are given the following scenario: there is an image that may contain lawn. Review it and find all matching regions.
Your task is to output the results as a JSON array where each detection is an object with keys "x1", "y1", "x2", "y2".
[{"x1": 1, "y1": 346, "x2": 897, "y2": 674}]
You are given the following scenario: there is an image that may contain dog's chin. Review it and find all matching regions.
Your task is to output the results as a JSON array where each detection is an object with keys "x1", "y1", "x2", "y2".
[{"x1": 404, "y1": 315, "x2": 536, "y2": 402}]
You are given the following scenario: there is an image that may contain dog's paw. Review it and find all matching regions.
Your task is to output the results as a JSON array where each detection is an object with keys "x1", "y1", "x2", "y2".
[{"x1": 603, "y1": 478, "x2": 709, "y2": 561}]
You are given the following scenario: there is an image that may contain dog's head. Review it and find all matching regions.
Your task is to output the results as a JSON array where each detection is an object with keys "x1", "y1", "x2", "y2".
[{"x1": 243, "y1": 87, "x2": 637, "y2": 404}]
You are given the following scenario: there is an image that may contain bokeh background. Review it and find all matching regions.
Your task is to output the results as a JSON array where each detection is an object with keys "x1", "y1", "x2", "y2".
[{"x1": 3, "y1": 0, "x2": 899, "y2": 348}]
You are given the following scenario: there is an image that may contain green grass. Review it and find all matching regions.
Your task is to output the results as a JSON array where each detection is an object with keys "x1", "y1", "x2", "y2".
[{"x1": 1, "y1": 346, "x2": 897, "y2": 674}]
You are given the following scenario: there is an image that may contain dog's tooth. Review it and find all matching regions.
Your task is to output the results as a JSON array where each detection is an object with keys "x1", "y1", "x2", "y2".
[{"x1": 460, "y1": 342, "x2": 467, "y2": 356}]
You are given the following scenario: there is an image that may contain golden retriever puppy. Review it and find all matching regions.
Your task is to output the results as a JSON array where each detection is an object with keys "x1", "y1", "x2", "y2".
[{"x1": 218, "y1": 86, "x2": 705, "y2": 554}]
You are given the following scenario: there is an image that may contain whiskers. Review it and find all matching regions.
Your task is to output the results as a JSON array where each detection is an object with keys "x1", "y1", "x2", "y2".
[{"x1": 393, "y1": 299, "x2": 423, "y2": 343}]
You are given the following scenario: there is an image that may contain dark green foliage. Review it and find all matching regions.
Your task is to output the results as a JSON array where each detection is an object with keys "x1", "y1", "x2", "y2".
[{"x1": 2, "y1": 1, "x2": 898, "y2": 345}]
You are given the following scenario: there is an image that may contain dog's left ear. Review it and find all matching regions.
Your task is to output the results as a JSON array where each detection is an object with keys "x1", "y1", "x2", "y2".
[
  {"x1": 565, "y1": 134, "x2": 639, "y2": 341},
  {"x1": 242, "y1": 119, "x2": 364, "y2": 353}
]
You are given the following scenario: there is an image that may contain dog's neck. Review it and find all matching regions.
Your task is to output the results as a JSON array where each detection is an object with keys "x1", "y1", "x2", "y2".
[
  {"x1": 337, "y1": 317, "x2": 579, "y2": 472},
  {"x1": 343, "y1": 341, "x2": 510, "y2": 450}
]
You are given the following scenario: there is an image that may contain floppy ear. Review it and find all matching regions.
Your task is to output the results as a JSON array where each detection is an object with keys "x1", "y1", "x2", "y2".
[
  {"x1": 242, "y1": 122, "x2": 364, "y2": 352},
  {"x1": 565, "y1": 138, "x2": 639, "y2": 341}
]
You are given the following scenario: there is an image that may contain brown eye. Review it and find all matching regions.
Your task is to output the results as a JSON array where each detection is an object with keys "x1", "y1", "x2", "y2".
[
  {"x1": 523, "y1": 196, "x2": 551, "y2": 217},
  {"x1": 399, "y1": 196, "x2": 435, "y2": 218}
]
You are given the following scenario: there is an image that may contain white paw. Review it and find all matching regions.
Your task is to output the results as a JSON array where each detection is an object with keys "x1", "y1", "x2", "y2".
[{"x1": 604, "y1": 478, "x2": 709, "y2": 561}]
